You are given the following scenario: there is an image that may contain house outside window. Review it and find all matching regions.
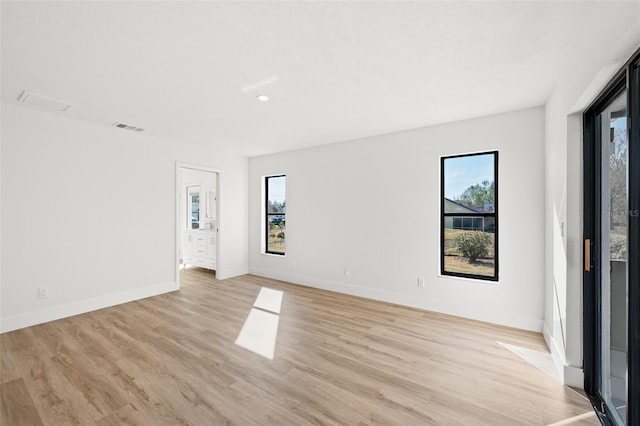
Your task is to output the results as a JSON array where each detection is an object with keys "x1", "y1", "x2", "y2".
[{"x1": 441, "y1": 151, "x2": 498, "y2": 281}]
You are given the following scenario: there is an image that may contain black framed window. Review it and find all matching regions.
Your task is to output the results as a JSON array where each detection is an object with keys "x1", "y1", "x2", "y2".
[
  {"x1": 265, "y1": 175, "x2": 286, "y2": 255},
  {"x1": 441, "y1": 151, "x2": 498, "y2": 281}
]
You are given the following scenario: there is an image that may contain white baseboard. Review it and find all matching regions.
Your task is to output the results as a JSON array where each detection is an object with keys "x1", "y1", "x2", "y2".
[
  {"x1": 563, "y1": 364, "x2": 584, "y2": 388},
  {"x1": 217, "y1": 266, "x2": 249, "y2": 281},
  {"x1": 542, "y1": 321, "x2": 585, "y2": 388},
  {"x1": 249, "y1": 267, "x2": 542, "y2": 332},
  {"x1": 0, "y1": 281, "x2": 178, "y2": 333},
  {"x1": 543, "y1": 321, "x2": 567, "y2": 382}
]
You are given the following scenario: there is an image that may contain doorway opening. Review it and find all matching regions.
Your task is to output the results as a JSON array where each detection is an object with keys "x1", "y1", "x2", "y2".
[
  {"x1": 176, "y1": 163, "x2": 220, "y2": 288},
  {"x1": 583, "y1": 50, "x2": 640, "y2": 425}
]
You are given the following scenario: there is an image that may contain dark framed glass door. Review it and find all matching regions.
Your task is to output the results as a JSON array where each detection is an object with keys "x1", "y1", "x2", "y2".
[{"x1": 584, "y1": 51, "x2": 640, "y2": 425}]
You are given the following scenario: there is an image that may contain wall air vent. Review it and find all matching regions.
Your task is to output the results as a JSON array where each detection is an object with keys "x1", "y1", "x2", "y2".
[
  {"x1": 17, "y1": 90, "x2": 72, "y2": 112},
  {"x1": 111, "y1": 122, "x2": 146, "y2": 132}
]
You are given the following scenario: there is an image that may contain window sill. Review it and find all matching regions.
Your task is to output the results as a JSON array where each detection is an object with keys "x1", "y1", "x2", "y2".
[
  {"x1": 261, "y1": 252, "x2": 286, "y2": 258},
  {"x1": 437, "y1": 274, "x2": 499, "y2": 285}
]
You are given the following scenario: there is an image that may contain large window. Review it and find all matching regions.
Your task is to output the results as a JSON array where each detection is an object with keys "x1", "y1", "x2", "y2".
[
  {"x1": 265, "y1": 175, "x2": 286, "y2": 255},
  {"x1": 441, "y1": 151, "x2": 498, "y2": 281}
]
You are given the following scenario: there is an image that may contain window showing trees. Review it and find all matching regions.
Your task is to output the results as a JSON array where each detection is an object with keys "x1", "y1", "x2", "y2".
[
  {"x1": 265, "y1": 175, "x2": 286, "y2": 255},
  {"x1": 187, "y1": 185, "x2": 200, "y2": 229},
  {"x1": 608, "y1": 116, "x2": 628, "y2": 262},
  {"x1": 441, "y1": 152, "x2": 498, "y2": 281}
]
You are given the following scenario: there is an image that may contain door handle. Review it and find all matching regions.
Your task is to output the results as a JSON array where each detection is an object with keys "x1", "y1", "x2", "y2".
[{"x1": 584, "y1": 239, "x2": 591, "y2": 272}]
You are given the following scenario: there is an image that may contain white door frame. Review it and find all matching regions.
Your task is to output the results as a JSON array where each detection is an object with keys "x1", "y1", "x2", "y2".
[{"x1": 176, "y1": 162, "x2": 221, "y2": 289}]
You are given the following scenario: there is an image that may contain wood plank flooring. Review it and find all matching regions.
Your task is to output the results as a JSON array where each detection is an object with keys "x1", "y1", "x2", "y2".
[{"x1": 1, "y1": 268, "x2": 599, "y2": 425}]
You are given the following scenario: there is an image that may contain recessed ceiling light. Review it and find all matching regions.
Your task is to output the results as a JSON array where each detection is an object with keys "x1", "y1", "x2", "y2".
[{"x1": 257, "y1": 95, "x2": 269, "y2": 102}]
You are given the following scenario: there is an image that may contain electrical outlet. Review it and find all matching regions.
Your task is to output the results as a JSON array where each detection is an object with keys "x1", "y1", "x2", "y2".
[
  {"x1": 344, "y1": 267, "x2": 351, "y2": 276},
  {"x1": 38, "y1": 287, "x2": 49, "y2": 298},
  {"x1": 417, "y1": 277, "x2": 424, "y2": 288}
]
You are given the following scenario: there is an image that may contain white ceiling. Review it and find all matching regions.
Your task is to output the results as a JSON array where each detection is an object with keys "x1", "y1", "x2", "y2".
[{"x1": 1, "y1": 1, "x2": 638, "y2": 157}]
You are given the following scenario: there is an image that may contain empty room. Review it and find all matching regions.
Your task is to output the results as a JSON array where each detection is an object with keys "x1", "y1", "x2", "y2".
[{"x1": 1, "y1": 2, "x2": 640, "y2": 425}]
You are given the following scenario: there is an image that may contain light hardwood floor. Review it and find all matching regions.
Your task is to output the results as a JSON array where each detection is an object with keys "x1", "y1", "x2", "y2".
[{"x1": 1, "y1": 268, "x2": 599, "y2": 425}]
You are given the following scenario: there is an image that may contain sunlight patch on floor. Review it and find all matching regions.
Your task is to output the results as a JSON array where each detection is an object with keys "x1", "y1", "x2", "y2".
[
  {"x1": 235, "y1": 308, "x2": 280, "y2": 360},
  {"x1": 497, "y1": 341, "x2": 560, "y2": 382},
  {"x1": 545, "y1": 410, "x2": 597, "y2": 426},
  {"x1": 235, "y1": 287, "x2": 284, "y2": 360},
  {"x1": 254, "y1": 287, "x2": 283, "y2": 314}
]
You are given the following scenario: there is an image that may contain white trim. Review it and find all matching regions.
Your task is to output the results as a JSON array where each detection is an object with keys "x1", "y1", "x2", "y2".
[
  {"x1": 542, "y1": 320, "x2": 585, "y2": 388},
  {"x1": 176, "y1": 162, "x2": 221, "y2": 174},
  {"x1": 563, "y1": 365, "x2": 585, "y2": 389},
  {"x1": 0, "y1": 281, "x2": 177, "y2": 333},
  {"x1": 176, "y1": 162, "x2": 221, "y2": 287},
  {"x1": 261, "y1": 252, "x2": 287, "y2": 258},
  {"x1": 250, "y1": 267, "x2": 542, "y2": 332},
  {"x1": 543, "y1": 321, "x2": 567, "y2": 383},
  {"x1": 436, "y1": 274, "x2": 500, "y2": 285}
]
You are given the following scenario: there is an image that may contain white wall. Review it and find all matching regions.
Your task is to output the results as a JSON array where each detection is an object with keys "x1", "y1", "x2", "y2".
[
  {"x1": 249, "y1": 107, "x2": 545, "y2": 331},
  {"x1": 0, "y1": 104, "x2": 248, "y2": 332},
  {"x1": 542, "y1": 5, "x2": 640, "y2": 386}
]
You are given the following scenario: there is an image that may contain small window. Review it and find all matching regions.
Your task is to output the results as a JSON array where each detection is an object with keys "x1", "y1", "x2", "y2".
[
  {"x1": 265, "y1": 175, "x2": 286, "y2": 255},
  {"x1": 187, "y1": 185, "x2": 200, "y2": 230},
  {"x1": 441, "y1": 151, "x2": 498, "y2": 281}
]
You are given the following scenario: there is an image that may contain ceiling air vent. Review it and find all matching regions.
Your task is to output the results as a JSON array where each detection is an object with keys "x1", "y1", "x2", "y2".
[
  {"x1": 17, "y1": 90, "x2": 72, "y2": 112},
  {"x1": 111, "y1": 122, "x2": 146, "y2": 132}
]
